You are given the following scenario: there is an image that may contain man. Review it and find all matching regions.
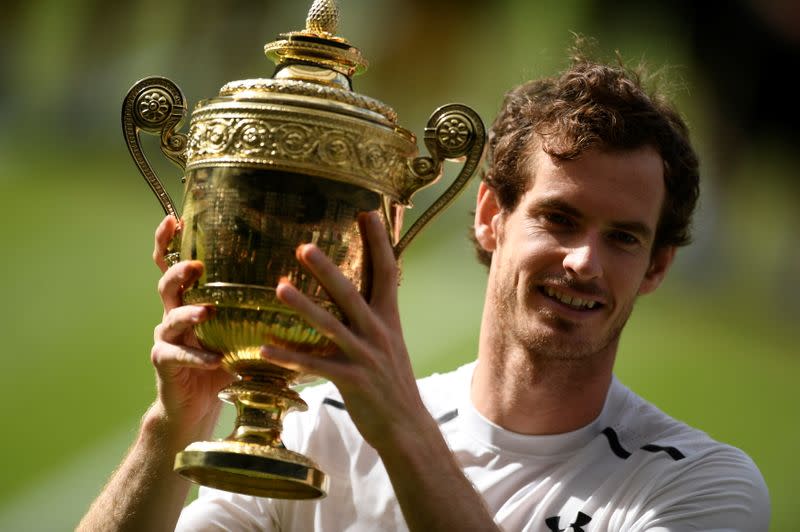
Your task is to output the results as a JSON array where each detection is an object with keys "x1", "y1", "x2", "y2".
[{"x1": 79, "y1": 46, "x2": 769, "y2": 531}]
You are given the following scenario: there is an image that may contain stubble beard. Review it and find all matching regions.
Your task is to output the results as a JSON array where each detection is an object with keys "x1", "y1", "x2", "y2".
[{"x1": 493, "y1": 277, "x2": 634, "y2": 363}]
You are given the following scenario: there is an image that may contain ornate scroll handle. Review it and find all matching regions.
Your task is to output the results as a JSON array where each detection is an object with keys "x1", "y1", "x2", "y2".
[
  {"x1": 122, "y1": 76, "x2": 188, "y2": 217},
  {"x1": 122, "y1": 76, "x2": 189, "y2": 266},
  {"x1": 393, "y1": 104, "x2": 486, "y2": 258}
]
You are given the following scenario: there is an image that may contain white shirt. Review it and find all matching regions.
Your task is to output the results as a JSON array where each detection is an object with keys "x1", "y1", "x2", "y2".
[{"x1": 177, "y1": 362, "x2": 769, "y2": 531}]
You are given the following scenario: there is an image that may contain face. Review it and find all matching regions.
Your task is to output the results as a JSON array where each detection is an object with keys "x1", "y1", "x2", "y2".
[{"x1": 475, "y1": 144, "x2": 675, "y2": 362}]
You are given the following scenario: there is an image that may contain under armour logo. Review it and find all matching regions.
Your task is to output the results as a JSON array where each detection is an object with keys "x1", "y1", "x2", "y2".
[{"x1": 545, "y1": 511, "x2": 592, "y2": 532}]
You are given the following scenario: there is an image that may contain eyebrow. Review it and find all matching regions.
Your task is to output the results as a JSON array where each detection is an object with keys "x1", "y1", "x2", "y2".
[{"x1": 531, "y1": 197, "x2": 654, "y2": 241}]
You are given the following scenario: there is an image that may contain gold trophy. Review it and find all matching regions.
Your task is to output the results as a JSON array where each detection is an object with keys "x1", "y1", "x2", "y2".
[{"x1": 121, "y1": 0, "x2": 485, "y2": 499}]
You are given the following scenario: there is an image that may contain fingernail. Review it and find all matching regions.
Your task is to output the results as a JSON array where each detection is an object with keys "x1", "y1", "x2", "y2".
[
  {"x1": 201, "y1": 352, "x2": 221, "y2": 366},
  {"x1": 298, "y1": 244, "x2": 321, "y2": 262},
  {"x1": 181, "y1": 266, "x2": 196, "y2": 281},
  {"x1": 192, "y1": 308, "x2": 206, "y2": 322}
]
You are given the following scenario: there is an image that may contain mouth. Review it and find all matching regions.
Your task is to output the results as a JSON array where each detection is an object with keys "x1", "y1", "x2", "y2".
[{"x1": 539, "y1": 285, "x2": 605, "y2": 312}]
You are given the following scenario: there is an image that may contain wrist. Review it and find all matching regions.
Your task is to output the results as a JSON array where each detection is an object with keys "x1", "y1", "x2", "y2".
[
  {"x1": 140, "y1": 401, "x2": 197, "y2": 454},
  {"x1": 373, "y1": 410, "x2": 498, "y2": 531},
  {"x1": 142, "y1": 398, "x2": 222, "y2": 449},
  {"x1": 374, "y1": 410, "x2": 446, "y2": 468},
  {"x1": 140, "y1": 402, "x2": 178, "y2": 451}
]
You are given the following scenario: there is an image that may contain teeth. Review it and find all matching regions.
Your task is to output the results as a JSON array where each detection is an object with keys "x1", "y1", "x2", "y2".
[{"x1": 544, "y1": 287, "x2": 598, "y2": 310}]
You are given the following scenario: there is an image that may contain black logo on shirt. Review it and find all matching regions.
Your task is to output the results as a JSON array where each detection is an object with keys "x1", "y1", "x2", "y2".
[
  {"x1": 545, "y1": 511, "x2": 592, "y2": 531},
  {"x1": 601, "y1": 427, "x2": 685, "y2": 461}
]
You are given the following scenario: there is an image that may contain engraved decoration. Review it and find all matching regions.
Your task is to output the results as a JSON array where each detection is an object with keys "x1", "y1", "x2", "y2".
[
  {"x1": 437, "y1": 115, "x2": 472, "y2": 153},
  {"x1": 185, "y1": 112, "x2": 408, "y2": 202},
  {"x1": 137, "y1": 88, "x2": 172, "y2": 125},
  {"x1": 219, "y1": 79, "x2": 397, "y2": 122}
]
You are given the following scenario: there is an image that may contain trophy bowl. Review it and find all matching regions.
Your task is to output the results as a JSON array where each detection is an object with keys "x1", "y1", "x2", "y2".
[{"x1": 121, "y1": 0, "x2": 485, "y2": 499}]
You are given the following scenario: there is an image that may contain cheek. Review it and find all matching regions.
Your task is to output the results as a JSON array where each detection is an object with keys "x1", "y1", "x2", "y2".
[
  {"x1": 510, "y1": 243, "x2": 563, "y2": 287},
  {"x1": 525, "y1": 230, "x2": 573, "y2": 261},
  {"x1": 607, "y1": 258, "x2": 650, "y2": 300},
  {"x1": 495, "y1": 224, "x2": 567, "y2": 275}
]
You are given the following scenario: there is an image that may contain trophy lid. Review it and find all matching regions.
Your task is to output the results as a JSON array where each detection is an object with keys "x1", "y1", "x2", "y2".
[
  {"x1": 182, "y1": 0, "x2": 436, "y2": 205},
  {"x1": 216, "y1": 0, "x2": 398, "y2": 125}
]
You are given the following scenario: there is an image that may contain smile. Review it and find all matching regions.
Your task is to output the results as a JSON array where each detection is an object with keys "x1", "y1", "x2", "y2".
[{"x1": 541, "y1": 286, "x2": 602, "y2": 310}]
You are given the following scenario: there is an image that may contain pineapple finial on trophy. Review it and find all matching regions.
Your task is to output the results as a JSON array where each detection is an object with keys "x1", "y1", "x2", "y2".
[
  {"x1": 264, "y1": 0, "x2": 366, "y2": 86},
  {"x1": 306, "y1": 0, "x2": 339, "y2": 35}
]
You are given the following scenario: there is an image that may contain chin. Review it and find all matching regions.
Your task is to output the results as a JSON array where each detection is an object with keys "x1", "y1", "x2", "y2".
[{"x1": 519, "y1": 317, "x2": 620, "y2": 362}]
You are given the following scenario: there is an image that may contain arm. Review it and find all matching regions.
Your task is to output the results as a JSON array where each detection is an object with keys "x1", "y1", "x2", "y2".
[
  {"x1": 77, "y1": 216, "x2": 232, "y2": 532},
  {"x1": 261, "y1": 211, "x2": 500, "y2": 531}
]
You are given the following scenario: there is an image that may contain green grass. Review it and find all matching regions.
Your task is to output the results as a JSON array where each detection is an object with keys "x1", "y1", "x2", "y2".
[{"x1": 0, "y1": 148, "x2": 795, "y2": 530}]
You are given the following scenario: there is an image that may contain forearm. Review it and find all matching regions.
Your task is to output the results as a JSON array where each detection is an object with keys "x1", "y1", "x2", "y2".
[
  {"x1": 378, "y1": 415, "x2": 500, "y2": 532},
  {"x1": 77, "y1": 402, "x2": 216, "y2": 532}
]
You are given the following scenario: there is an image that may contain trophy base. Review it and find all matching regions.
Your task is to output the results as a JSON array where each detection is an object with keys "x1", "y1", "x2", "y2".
[{"x1": 174, "y1": 440, "x2": 328, "y2": 499}]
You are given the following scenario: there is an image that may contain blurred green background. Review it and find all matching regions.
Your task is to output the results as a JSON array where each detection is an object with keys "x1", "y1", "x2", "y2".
[{"x1": 1, "y1": 0, "x2": 797, "y2": 530}]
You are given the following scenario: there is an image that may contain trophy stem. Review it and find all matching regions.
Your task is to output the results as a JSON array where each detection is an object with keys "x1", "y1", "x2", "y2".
[
  {"x1": 222, "y1": 375, "x2": 302, "y2": 447},
  {"x1": 173, "y1": 371, "x2": 328, "y2": 499}
]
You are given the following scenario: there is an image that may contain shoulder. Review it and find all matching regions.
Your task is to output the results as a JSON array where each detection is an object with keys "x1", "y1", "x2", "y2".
[
  {"x1": 287, "y1": 362, "x2": 472, "y2": 442},
  {"x1": 283, "y1": 379, "x2": 355, "y2": 451},
  {"x1": 281, "y1": 362, "x2": 474, "y2": 461},
  {"x1": 602, "y1": 380, "x2": 770, "y2": 530},
  {"x1": 415, "y1": 361, "x2": 474, "y2": 416}
]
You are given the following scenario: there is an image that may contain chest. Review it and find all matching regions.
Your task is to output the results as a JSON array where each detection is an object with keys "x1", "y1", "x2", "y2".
[{"x1": 450, "y1": 431, "x2": 681, "y2": 531}]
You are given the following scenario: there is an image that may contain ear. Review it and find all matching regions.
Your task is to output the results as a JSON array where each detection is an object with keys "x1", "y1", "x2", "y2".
[
  {"x1": 474, "y1": 182, "x2": 502, "y2": 252},
  {"x1": 638, "y1": 245, "x2": 676, "y2": 295}
]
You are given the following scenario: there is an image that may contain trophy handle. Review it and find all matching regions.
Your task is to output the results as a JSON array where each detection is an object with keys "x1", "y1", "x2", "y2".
[
  {"x1": 122, "y1": 76, "x2": 189, "y2": 265},
  {"x1": 394, "y1": 104, "x2": 486, "y2": 258}
]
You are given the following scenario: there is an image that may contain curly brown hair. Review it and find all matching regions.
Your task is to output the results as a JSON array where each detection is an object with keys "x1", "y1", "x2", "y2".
[{"x1": 472, "y1": 44, "x2": 700, "y2": 267}]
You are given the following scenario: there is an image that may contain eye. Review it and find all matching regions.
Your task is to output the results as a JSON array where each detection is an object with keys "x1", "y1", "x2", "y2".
[
  {"x1": 608, "y1": 231, "x2": 640, "y2": 246},
  {"x1": 543, "y1": 212, "x2": 574, "y2": 227}
]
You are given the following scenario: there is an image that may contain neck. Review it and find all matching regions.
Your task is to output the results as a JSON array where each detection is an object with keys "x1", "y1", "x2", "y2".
[{"x1": 471, "y1": 307, "x2": 616, "y2": 435}]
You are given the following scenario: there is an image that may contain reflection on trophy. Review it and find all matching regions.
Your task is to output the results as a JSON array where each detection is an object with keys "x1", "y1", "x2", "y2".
[{"x1": 121, "y1": 0, "x2": 485, "y2": 499}]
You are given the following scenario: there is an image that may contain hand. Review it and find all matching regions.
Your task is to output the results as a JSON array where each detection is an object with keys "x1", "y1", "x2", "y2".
[
  {"x1": 150, "y1": 216, "x2": 234, "y2": 441},
  {"x1": 260, "y1": 211, "x2": 428, "y2": 449}
]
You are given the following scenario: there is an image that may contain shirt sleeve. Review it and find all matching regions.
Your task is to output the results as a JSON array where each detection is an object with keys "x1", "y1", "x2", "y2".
[
  {"x1": 175, "y1": 487, "x2": 279, "y2": 532},
  {"x1": 631, "y1": 446, "x2": 770, "y2": 532}
]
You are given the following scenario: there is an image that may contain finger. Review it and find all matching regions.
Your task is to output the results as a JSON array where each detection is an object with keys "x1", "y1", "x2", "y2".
[
  {"x1": 294, "y1": 244, "x2": 375, "y2": 333},
  {"x1": 276, "y1": 279, "x2": 365, "y2": 356},
  {"x1": 158, "y1": 260, "x2": 204, "y2": 312},
  {"x1": 154, "y1": 215, "x2": 179, "y2": 273},
  {"x1": 359, "y1": 211, "x2": 399, "y2": 312},
  {"x1": 261, "y1": 344, "x2": 352, "y2": 383},
  {"x1": 156, "y1": 304, "x2": 210, "y2": 343},
  {"x1": 151, "y1": 340, "x2": 223, "y2": 370}
]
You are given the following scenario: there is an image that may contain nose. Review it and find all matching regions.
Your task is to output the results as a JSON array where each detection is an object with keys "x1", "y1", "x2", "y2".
[{"x1": 562, "y1": 238, "x2": 602, "y2": 281}]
